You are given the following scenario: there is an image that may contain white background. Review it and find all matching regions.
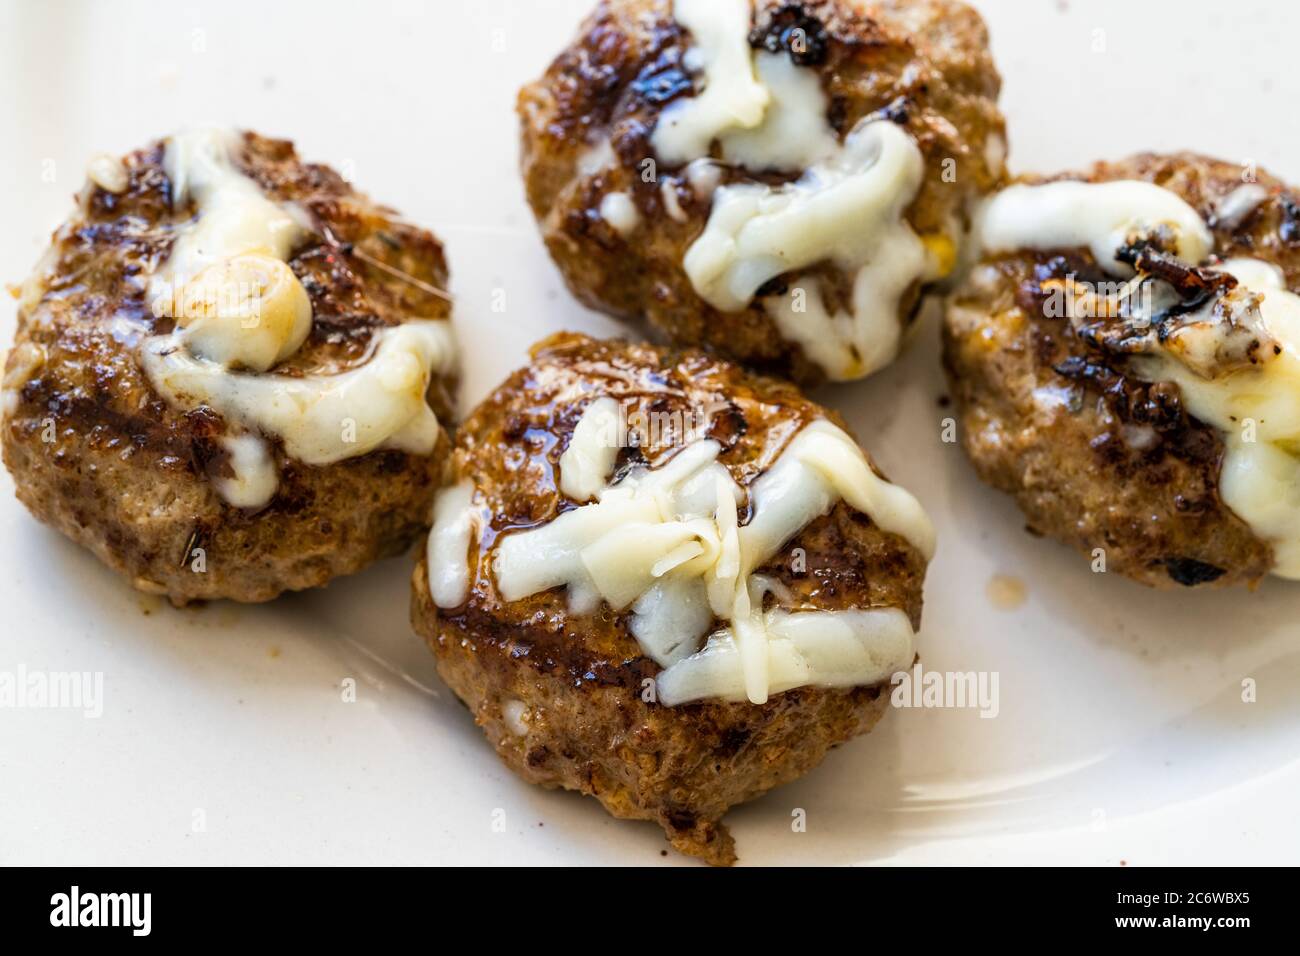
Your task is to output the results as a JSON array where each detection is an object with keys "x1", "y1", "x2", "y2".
[{"x1": 0, "y1": 0, "x2": 1296, "y2": 865}]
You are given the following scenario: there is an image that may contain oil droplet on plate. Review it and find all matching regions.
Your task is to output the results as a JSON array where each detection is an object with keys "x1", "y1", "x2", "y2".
[{"x1": 987, "y1": 573, "x2": 1026, "y2": 611}]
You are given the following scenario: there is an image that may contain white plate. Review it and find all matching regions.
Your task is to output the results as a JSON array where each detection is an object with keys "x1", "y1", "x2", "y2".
[{"x1": 1, "y1": 0, "x2": 1296, "y2": 866}]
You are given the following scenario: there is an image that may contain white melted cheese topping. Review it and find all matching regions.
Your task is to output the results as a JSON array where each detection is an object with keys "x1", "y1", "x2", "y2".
[
  {"x1": 160, "y1": 128, "x2": 307, "y2": 283},
  {"x1": 151, "y1": 129, "x2": 314, "y2": 374},
  {"x1": 650, "y1": 0, "x2": 769, "y2": 167},
  {"x1": 428, "y1": 403, "x2": 934, "y2": 705},
  {"x1": 427, "y1": 480, "x2": 481, "y2": 608},
  {"x1": 557, "y1": 396, "x2": 622, "y2": 501},
  {"x1": 715, "y1": 52, "x2": 839, "y2": 172},
  {"x1": 1214, "y1": 183, "x2": 1270, "y2": 230},
  {"x1": 652, "y1": 0, "x2": 939, "y2": 381},
  {"x1": 167, "y1": 253, "x2": 314, "y2": 373},
  {"x1": 975, "y1": 180, "x2": 1300, "y2": 578},
  {"x1": 977, "y1": 180, "x2": 1213, "y2": 276},
  {"x1": 87, "y1": 153, "x2": 129, "y2": 194},
  {"x1": 213, "y1": 432, "x2": 279, "y2": 509},
  {"x1": 598, "y1": 192, "x2": 641, "y2": 237},
  {"x1": 141, "y1": 128, "x2": 456, "y2": 509},
  {"x1": 142, "y1": 319, "x2": 456, "y2": 465},
  {"x1": 655, "y1": 606, "x2": 915, "y2": 706},
  {"x1": 731, "y1": 121, "x2": 931, "y2": 381}
]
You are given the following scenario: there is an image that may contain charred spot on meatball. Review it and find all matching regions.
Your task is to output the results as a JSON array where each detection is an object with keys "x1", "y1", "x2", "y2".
[
  {"x1": 1161, "y1": 557, "x2": 1228, "y2": 587},
  {"x1": 749, "y1": 4, "x2": 831, "y2": 66}
]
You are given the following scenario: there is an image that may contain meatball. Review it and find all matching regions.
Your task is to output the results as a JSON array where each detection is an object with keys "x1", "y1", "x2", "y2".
[
  {"x1": 518, "y1": 0, "x2": 1006, "y2": 384},
  {"x1": 2, "y1": 130, "x2": 458, "y2": 604},
  {"x1": 943, "y1": 152, "x2": 1300, "y2": 588},
  {"x1": 412, "y1": 332, "x2": 933, "y2": 864}
]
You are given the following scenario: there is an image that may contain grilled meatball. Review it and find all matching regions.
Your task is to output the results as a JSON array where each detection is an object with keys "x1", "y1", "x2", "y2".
[
  {"x1": 2, "y1": 131, "x2": 457, "y2": 604},
  {"x1": 412, "y1": 333, "x2": 930, "y2": 864},
  {"x1": 942, "y1": 153, "x2": 1300, "y2": 588},
  {"x1": 518, "y1": 0, "x2": 1006, "y2": 384}
]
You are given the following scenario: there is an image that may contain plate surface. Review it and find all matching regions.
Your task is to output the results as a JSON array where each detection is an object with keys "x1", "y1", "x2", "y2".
[{"x1": 1, "y1": 0, "x2": 1296, "y2": 866}]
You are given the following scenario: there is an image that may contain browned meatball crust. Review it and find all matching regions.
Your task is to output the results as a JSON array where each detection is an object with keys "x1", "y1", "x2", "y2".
[
  {"x1": 942, "y1": 153, "x2": 1300, "y2": 588},
  {"x1": 3, "y1": 132, "x2": 456, "y2": 604},
  {"x1": 518, "y1": 0, "x2": 1006, "y2": 384},
  {"x1": 411, "y1": 332, "x2": 927, "y2": 864}
]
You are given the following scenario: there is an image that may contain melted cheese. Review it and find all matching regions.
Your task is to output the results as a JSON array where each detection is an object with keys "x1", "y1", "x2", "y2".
[
  {"x1": 598, "y1": 192, "x2": 641, "y2": 237},
  {"x1": 1215, "y1": 183, "x2": 1269, "y2": 230},
  {"x1": 976, "y1": 180, "x2": 1300, "y2": 578},
  {"x1": 141, "y1": 128, "x2": 457, "y2": 509},
  {"x1": 650, "y1": 0, "x2": 768, "y2": 166},
  {"x1": 427, "y1": 481, "x2": 480, "y2": 608},
  {"x1": 170, "y1": 253, "x2": 312, "y2": 372},
  {"x1": 492, "y1": 438, "x2": 736, "y2": 617},
  {"x1": 685, "y1": 120, "x2": 921, "y2": 311},
  {"x1": 446, "y1": 402, "x2": 934, "y2": 705},
  {"x1": 87, "y1": 153, "x2": 128, "y2": 194},
  {"x1": 655, "y1": 1, "x2": 937, "y2": 381},
  {"x1": 160, "y1": 128, "x2": 306, "y2": 281},
  {"x1": 143, "y1": 319, "x2": 457, "y2": 465},
  {"x1": 686, "y1": 119, "x2": 931, "y2": 380},
  {"x1": 977, "y1": 180, "x2": 1213, "y2": 275},
  {"x1": 684, "y1": 158, "x2": 723, "y2": 201},
  {"x1": 718, "y1": 52, "x2": 838, "y2": 172},
  {"x1": 656, "y1": 607, "x2": 915, "y2": 706},
  {"x1": 152, "y1": 129, "x2": 313, "y2": 372},
  {"x1": 661, "y1": 179, "x2": 690, "y2": 223},
  {"x1": 744, "y1": 419, "x2": 936, "y2": 560},
  {"x1": 578, "y1": 139, "x2": 615, "y2": 177},
  {"x1": 214, "y1": 433, "x2": 278, "y2": 509},
  {"x1": 557, "y1": 397, "x2": 622, "y2": 501}
]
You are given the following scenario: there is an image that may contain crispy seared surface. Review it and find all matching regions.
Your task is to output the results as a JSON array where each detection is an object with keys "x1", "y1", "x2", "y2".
[
  {"x1": 518, "y1": 0, "x2": 1006, "y2": 383},
  {"x1": 411, "y1": 333, "x2": 926, "y2": 863},
  {"x1": 2, "y1": 132, "x2": 455, "y2": 603},
  {"x1": 943, "y1": 153, "x2": 1296, "y2": 588}
]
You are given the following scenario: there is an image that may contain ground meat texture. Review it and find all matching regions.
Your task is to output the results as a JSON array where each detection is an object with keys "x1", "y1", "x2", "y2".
[
  {"x1": 517, "y1": 0, "x2": 1006, "y2": 385},
  {"x1": 410, "y1": 333, "x2": 927, "y2": 864},
  {"x1": 2, "y1": 132, "x2": 456, "y2": 604},
  {"x1": 942, "y1": 152, "x2": 1296, "y2": 589}
]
